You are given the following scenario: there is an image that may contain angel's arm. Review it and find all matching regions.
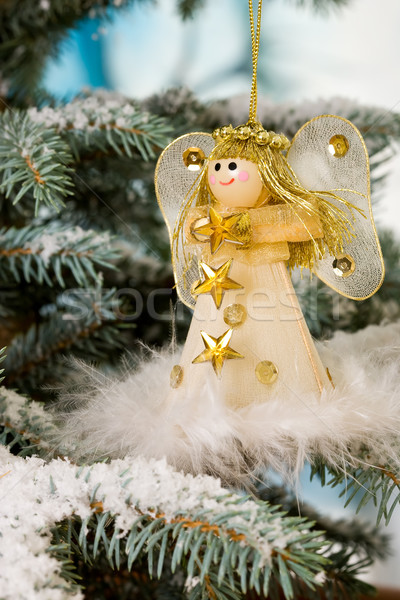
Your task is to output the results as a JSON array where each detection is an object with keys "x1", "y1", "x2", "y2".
[{"x1": 250, "y1": 204, "x2": 324, "y2": 243}]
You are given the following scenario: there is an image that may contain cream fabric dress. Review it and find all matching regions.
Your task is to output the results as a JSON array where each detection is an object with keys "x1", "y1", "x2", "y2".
[{"x1": 169, "y1": 227, "x2": 332, "y2": 410}]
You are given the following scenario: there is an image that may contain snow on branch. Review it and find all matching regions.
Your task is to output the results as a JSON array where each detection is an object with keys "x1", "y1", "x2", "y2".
[
  {"x1": 0, "y1": 223, "x2": 118, "y2": 287},
  {"x1": 0, "y1": 111, "x2": 74, "y2": 214},
  {"x1": 0, "y1": 446, "x2": 327, "y2": 600},
  {"x1": 28, "y1": 93, "x2": 172, "y2": 161},
  {"x1": 0, "y1": 388, "x2": 58, "y2": 456}
]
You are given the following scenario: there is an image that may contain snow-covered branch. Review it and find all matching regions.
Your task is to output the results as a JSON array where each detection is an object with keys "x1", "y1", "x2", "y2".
[
  {"x1": 0, "y1": 111, "x2": 74, "y2": 214},
  {"x1": 0, "y1": 446, "x2": 327, "y2": 600},
  {"x1": 29, "y1": 94, "x2": 172, "y2": 161},
  {"x1": 0, "y1": 223, "x2": 118, "y2": 287}
]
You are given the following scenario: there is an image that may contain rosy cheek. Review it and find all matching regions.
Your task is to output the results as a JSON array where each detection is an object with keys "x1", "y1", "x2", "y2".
[
  {"x1": 209, "y1": 174, "x2": 216, "y2": 185},
  {"x1": 238, "y1": 171, "x2": 249, "y2": 182}
]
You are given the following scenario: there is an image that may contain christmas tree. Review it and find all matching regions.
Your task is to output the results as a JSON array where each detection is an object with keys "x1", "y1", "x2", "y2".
[{"x1": 1, "y1": 1, "x2": 400, "y2": 598}]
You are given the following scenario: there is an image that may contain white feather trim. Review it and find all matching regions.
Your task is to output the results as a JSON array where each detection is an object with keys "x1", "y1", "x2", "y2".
[{"x1": 55, "y1": 321, "x2": 400, "y2": 485}]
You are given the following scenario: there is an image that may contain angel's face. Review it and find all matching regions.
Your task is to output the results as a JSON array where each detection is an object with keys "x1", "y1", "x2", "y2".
[{"x1": 207, "y1": 158, "x2": 265, "y2": 208}]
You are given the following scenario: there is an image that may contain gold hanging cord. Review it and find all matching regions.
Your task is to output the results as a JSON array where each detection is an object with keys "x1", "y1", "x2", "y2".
[{"x1": 248, "y1": 0, "x2": 263, "y2": 122}]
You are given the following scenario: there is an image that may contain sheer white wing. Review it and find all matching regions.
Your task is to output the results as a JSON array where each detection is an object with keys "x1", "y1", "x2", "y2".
[
  {"x1": 155, "y1": 132, "x2": 215, "y2": 308},
  {"x1": 287, "y1": 115, "x2": 384, "y2": 300}
]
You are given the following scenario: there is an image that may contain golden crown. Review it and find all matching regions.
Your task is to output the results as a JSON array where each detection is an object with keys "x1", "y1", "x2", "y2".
[{"x1": 212, "y1": 121, "x2": 290, "y2": 151}]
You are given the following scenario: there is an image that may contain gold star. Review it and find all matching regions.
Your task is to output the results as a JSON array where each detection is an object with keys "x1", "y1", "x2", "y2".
[
  {"x1": 192, "y1": 328, "x2": 243, "y2": 378},
  {"x1": 193, "y1": 259, "x2": 243, "y2": 309},
  {"x1": 192, "y1": 206, "x2": 244, "y2": 254}
]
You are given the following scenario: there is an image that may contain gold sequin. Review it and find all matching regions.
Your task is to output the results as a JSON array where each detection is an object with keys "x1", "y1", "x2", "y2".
[
  {"x1": 190, "y1": 217, "x2": 210, "y2": 242},
  {"x1": 255, "y1": 360, "x2": 278, "y2": 385},
  {"x1": 170, "y1": 365, "x2": 183, "y2": 388},
  {"x1": 182, "y1": 147, "x2": 205, "y2": 171},
  {"x1": 332, "y1": 254, "x2": 355, "y2": 278},
  {"x1": 223, "y1": 303, "x2": 247, "y2": 327},
  {"x1": 329, "y1": 134, "x2": 349, "y2": 158}
]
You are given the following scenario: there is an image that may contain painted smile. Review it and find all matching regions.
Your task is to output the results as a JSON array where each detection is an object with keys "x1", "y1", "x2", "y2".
[{"x1": 219, "y1": 178, "x2": 235, "y2": 186}]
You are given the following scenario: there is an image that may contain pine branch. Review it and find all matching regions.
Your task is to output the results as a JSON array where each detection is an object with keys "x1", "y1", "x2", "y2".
[
  {"x1": 0, "y1": 1, "x2": 213, "y2": 97},
  {"x1": 28, "y1": 93, "x2": 172, "y2": 162},
  {"x1": 187, "y1": 572, "x2": 243, "y2": 599},
  {"x1": 252, "y1": 483, "x2": 385, "y2": 599},
  {"x1": 0, "y1": 446, "x2": 384, "y2": 599},
  {"x1": 311, "y1": 458, "x2": 400, "y2": 527},
  {"x1": 3, "y1": 287, "x2": 126, "y2": 393},
  {"x1": 0, "y1": 0, "x2": 134, "y2": 96},
  {"x1": 143, "y1": 87, "x2": 214, "y2": 136},
  {"x1": 321, "y1": 550, "x2": 376, "y2": 599},
  {"x1": 0, "y1": 110, "x2": 74, "y2": 213},
  {"x1": 0, "y1": 223, "x2": 118, "y2": 287},
  {"x1": 255, "y1": 483, "x2": 390, "y2": 562},
  {"x1": 0, "y1": 387, "x2": 58, "y2": 456},
  {"x1": 76, "y1": 493, "x2": 328, "y2": 599},
  {"x1": 74, "y1": 553, "x2": 188, "y2": 599},
  {"x1": 65, "y1": 161, "x2": 171, "y2": 258},
  {"x1": 0, "y1": 451, "x2": 331, "y2": 600},
  {"x1": 47, "y1": 534, "x2": 82, "y2": 597}
]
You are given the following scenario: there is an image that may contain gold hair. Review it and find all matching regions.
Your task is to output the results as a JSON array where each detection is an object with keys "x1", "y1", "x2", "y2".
[{"x1": 173, "y1": 122, "x2": 362, "y2": 273}]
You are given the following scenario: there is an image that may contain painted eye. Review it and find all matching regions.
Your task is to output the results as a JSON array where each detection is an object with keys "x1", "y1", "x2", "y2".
[
  {"x1": 214, "y1": 163, "x2": 221, "y2": 172},
  {"x1": 228, "y1": 162, "x2": 237, "y2": 171}
]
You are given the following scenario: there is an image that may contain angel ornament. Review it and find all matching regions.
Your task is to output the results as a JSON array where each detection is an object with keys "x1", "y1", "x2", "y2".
[
  {"x1": 54, "y1": 0, "x2": 392, "y2": 482},
  {"x1": 156, "y1": 116, "x2": 384, "y2": 414}
]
